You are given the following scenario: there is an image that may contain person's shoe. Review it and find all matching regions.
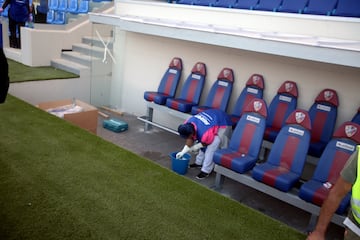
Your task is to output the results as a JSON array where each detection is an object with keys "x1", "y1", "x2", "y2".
[
  {"x1": 189, "y1": 163, "x2": 202, "y2": 168},
  {"x1": 196, "y1": 171, "x2": 209, "y2": 180}
]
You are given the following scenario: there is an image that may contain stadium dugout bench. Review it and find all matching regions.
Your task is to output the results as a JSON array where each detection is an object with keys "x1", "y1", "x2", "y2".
[{"x1": 137, "y1": 101, "x2": 192, "y2": 135}]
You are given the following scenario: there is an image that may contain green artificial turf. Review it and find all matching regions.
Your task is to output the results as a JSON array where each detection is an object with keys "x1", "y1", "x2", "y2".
[
  {"x1": 0, "y1": 95, "x2": 306, "y2": 240},
  {"x1": 8, "y1": 59, "x2": 79, "y2": 83}
]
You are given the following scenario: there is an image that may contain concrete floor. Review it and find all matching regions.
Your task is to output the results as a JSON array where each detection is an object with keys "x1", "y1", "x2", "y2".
[{"x1": 96, "y1": 110, "x2": 345, "y2": 240}]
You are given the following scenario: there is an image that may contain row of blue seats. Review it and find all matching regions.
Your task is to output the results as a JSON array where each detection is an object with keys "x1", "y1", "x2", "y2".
[
  {"x1": 214, "y1": 96, "x2": 360, "y2": 216},
  {"x1": 143, "y1": 57, "x2": 360, "y2": 160},
  {"x1": 174, "y1": 0, "x2": 360, "y2": 18}
]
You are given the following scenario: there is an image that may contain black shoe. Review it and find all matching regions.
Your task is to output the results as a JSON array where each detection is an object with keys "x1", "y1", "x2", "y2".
[
  {"x1": 189, "y1": 163, "x2": 201, "y2": 168},
  {"x1": 196, "y1": 171, "x2": 209, "y2": 180}
]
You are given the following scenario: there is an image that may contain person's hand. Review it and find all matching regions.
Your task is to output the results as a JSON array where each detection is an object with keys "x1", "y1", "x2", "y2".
[
  {"x1": 176, "y1": 145, "x2": 190, "y2": 159},
  {"x1": 0, "y1": 8, "x2": 4, "y2": 13},
  {"x1": 28, "y1": 14, "x2": 33, "y2": 22},
  {"x1": 190, "y1": 142, "x2": 203, "y2": 153},
  {"x1": 306, "y1": 230, "x2": 325, "y2": 240}
]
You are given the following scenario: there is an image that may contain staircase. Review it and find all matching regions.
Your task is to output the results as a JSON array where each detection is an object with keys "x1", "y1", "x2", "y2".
[{"x1": 50, "y1": 35, "x2": 113, "y2": 76}]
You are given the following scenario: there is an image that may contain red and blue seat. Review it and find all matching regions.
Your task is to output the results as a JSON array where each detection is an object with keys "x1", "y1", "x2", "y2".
[
  {"x1": 308, "y1": 89, "x2": 339, "y2": 158},
  {"x1": 213, "y1": 98, "x2": 268, "y2": 173},
  {"x1": 166, "y1": 62, "x2": 206, "y2": 113},
  {"x1": 230, "y1": 74, "x2": 265, "y2": 127},
  {"x1": 252, "y1": 109, "x2": 312, "y2": 192},
  {"x1": 144, "y1": 57, "x2": 183, "y2": 105},
  {"x1": 264, "y1": 80, "x2": 298, "y2": 143},
  {"x1": 299, "y1": 121, "x2": 360, "y2": 214},
  {"x1": 191, "y1": 67, "x2": 234, "y2": 115},
  {"x1": 351, "y1": 107, "x2": 360, "y2": 125}
]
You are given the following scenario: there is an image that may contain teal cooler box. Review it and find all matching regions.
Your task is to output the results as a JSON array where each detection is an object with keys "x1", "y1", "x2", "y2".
[
  {"x1": 169, "y1": 152, "x2": 191, "y2": 175},
  {"x1": 103, "y1": 119, "x2": 128, "y2": 133}
]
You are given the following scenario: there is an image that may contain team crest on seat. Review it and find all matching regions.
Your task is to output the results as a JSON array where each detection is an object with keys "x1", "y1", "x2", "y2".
[
  {"x1": 254, "y1": 100, "x2": 262, "y2": 112},
  {"x1": 324, "y1": 90, "x2": 334, "y2": 101},
  {"x1": 345, "y1": 125, "x2": 357, "y2": 138},
  {"x1": 295, "y1": 111, "x2": 305, "y2": 124},
  {"x1": 285, "y1": 82, "x2": 293, "y2": 92}
]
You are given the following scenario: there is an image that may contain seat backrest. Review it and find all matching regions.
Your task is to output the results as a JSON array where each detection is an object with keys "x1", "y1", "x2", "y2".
[
  {"x1": 311, "y1": 121, "x2": 360, "y2": 183},
  {"x1": 233, "y1": 0, "x2": 260, "y2": 9},
  {"x1": 178, "y1": 62, "x2": 207, "y2": 104},
  {"x1": 303, "y1": 0, "x2": 338, "y2": 15},
  {"x1": 77, "y1": 0, "x2": 89, "y2": 13},
  {"x1": 351, "y1": 107, "x2": 360, "y2": 125},
  {"x1": 278, "y1": 0, "x2": 309, "y2": 13},
  {"x1": 266, "y1": 109, "x2": 311, "y2": 175},
  {"x1": 229, "y1": 98, "x2": 268, "y2": 158},
  {"x1": 48, "y1": 0, "x2": 59, "y2": 10},
  {"x1": 309, "y1": 89, "x2": 338, "y2": 144},
  {"x1": 266, "y1": 80, "x2": 298, "y2": 132},
  {"x1": 193, "y1": 0, "x2": 217, "y2": 6},
  {"x1": 67, "y1": 0, "x2": 78, "y2": 12},
  {"x1": 198, "y1": 67, "x2": 234, "y2": 111},
  {"x1": 332, "y1": 0, "x2": 360, "y2": 17},
  {"x1": 213, "y1": 0, "x2": 238, "y2": 8},
  {"x1": 46, "y1": 10, "x2": 55, "y2": 24},
  {"x1": 231, "y1": 74, "x2": 264, "y2": 119},
  {"x1": 57, "y1": 0, "x2": 68, "y2": 11},
  {"x1": 156, "y1": 57, "x2": 183, "y2": 96},
  {"x1": 254, "y1": 0, "x2": 283, "y2": 11}
]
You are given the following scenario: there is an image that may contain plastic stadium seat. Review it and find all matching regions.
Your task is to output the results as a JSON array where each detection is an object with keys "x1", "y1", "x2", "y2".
[
  {"x1": 252, "y1": 109, "x2": 312, "y2": 192},
  {"x1": 303, "y1": 0, "x2": 338, "y2": 15},
  {"x1": 253, "y1": 0, "x2": 283, "y2": 11},
  {"x1": 57, "y1": 0, "x2": 68, "y2": 11},
  {"x1": 332, "y1": 0, "x2": 360, "y2": 17},
  {"x1": 233, "y1": 0, "x2": 259, "y2": 10},
  {"x1": 214, "y1": 98, "x2": 268, "y2": 173},
  {"x1": 177, "y1": 0, "x2": 195, "y2": 4},
  {"x1": 230, "y1": 74, "x2": 264, "y2": 127},
  {"x1": 213, "y1": 0, "x2": 238, "y2": 8},
  {"x1": 36, "y1": 0, "x2": 49, "y2": 14},
  {"x1": 193, "y1": 0, "x2": 217, "y2": 6},
  {"x1": 308, "y1": 89, "x2": 339, "y2": 158},
  {"x1": 46, "y1": 10, "x2": 55, "y2": 24},
  {"x1": 166, "y1": 62, "x2": 206, "y2": 113},
  {"x1": 264, "y1": 80, "x2": 298, "y2": 143},
  {"x1": 191, "y1": 67, "x2": 234, "y2": 115},
  {"x1": 299, "y1": 121, "x2": 360, "y2": 214},
  {"x1": 277, "y1": 0, "x2": 309, "y2": 13},
  {"x1": 144, "y1": 57, "x2": 183, "y2": 105},
  {"x1": 351, "y1": 107, "x2": 360, "y2": 125},
  {"x1": 67, "y1": 0, "x2": 78, "y2": 13},
  {"x1": 48, "y1": 0, "x2": 59, "y2": 10},
  {"x1": 52, "y1": 11, "x2": 66, "y2": 24}
]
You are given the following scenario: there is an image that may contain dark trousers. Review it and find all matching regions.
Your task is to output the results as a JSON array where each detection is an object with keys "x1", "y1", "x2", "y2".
[
  {"x1": 0, "y1": 48, "x2": 9, "y2": 103},
  {"x1": 8, "y1": 16, "x2": 25, "y2": 49}
]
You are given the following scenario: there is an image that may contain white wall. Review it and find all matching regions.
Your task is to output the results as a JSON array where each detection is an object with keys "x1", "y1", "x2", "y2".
[{"x1": 115, "y1": 31, "x2": 360, "y2": 129}]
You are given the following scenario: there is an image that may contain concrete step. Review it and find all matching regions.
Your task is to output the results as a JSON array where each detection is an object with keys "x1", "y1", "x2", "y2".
[
  {"x1": 51, "y1": 58, "x2": 89, "y2": 75},
  {"x1": 61, "y1": 51, "x2": 93, "y2": 66},
  {"x1": 72, "y1": 43, "x2": 104, "y2": 59},
  {"x1": 82, "y1": 35, "x2": 113, "y2": 49}
]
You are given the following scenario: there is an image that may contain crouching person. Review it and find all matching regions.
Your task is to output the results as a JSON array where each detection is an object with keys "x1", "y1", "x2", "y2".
[
  {"x1": 176, "y1": 109, "x2": 232, "y2": 179},
  {"x1": 0, "y1": 48, "x2": 9, "y2": 103}
]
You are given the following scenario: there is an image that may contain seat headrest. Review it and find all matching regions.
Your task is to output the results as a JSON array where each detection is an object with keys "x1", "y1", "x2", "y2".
[
  {"x1": 314, "y1": 89, "x2": 339, "y2": 107},
  {"x1": 217, "y1": 67, "x2": 234, "y2": 82},
  {"x1": 246, "y1": 74, "x2": 264, "y2": 89},
  {"x1": 285, "y1": 109, "x2": 312, "y2": 131},
  {"x1": 169, "y1": 57, "x2": 183, "y2": 70},
  {"x1": 277, "y1": 80, "x2": 298, "y2": 97},
  {"x1": 333, "y1": 121, "x2": 360, "y2": 144},
  {"x1": 243, "y1": 98, "x2": 268, "y2": 118},
  {"x1": 191, "y1": 62, "x2": 206, "y2": 76}
]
